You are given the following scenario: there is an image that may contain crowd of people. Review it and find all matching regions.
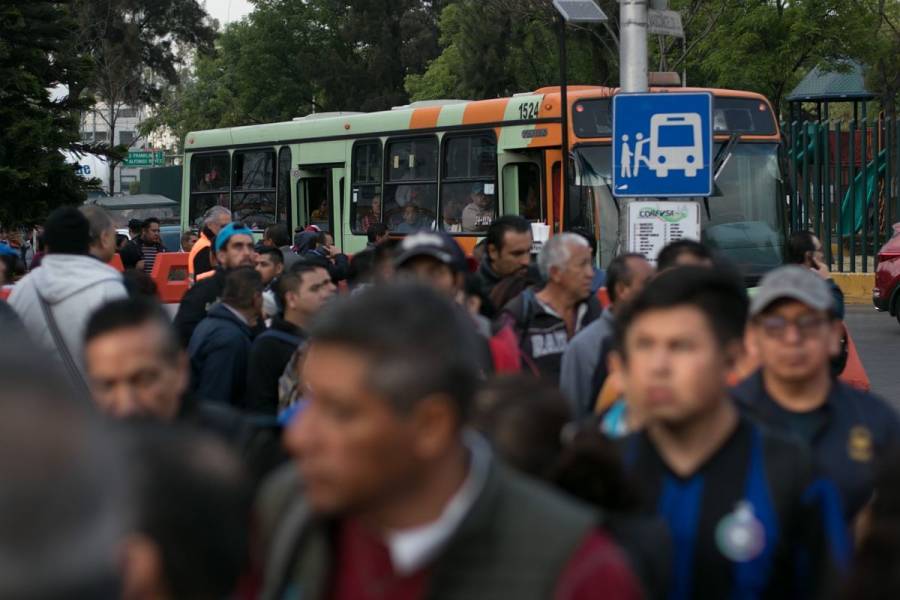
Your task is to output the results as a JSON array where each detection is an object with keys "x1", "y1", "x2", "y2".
[{"x1": 1, "y1": 204, "x2": 899, "y2": 600}]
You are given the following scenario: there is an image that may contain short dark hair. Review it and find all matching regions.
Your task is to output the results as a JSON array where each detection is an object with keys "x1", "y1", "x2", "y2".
[
  {"x1": 786, "y1": 231, "x2": 817, "y2": 265},
  {"x1": 264, "y1": 223, "x2": 291, "y2": 248},
  {"x1": 124, "y1": 423, "x2": 250, "y2": 600},
  {"x1": 43, "y1": 206, "x2": 91, "y2": 255},
  {"x1": 221, "y1": 267, "x2": 262, "y2": 310},
  {"x1": 606, "y1": 253, "x2": 647, "y2": 304},
  {"x1": 347, "y1": 248, "x2": 376, "y2": 287},
  {"x1": 367, "y1": 222, "x2": 388, "y2": 244},
  {"x1": 277, "y1": 263, "x2": 329, "y2": 308},
  {"x1": 316, "y1": 230, "x2": 333, "y2": 247},
  {"x1": 309, "y1": 283, "x2": 481, "y2": 421},
  {"x1": 180, "y1": 230, "x2": 196, "y2": 245},
  {"x1": 614, "y1": 267, "x2": 748, "y2": 356},
  {"x1": 656, "y1": 239, "x2": 712, "y2": 271},
  {"x1": 486, "y1": 215, "x2": 530, "y2": 252},
  {"x1": 85, "y1": 298, "x2": 180, "y2": 364},
  {"x1": 142, "y1": 217, "x2": 160, "y2": 229},
  {"x1": 257, "y1": 246, "x2": 284, "y2": 265}
]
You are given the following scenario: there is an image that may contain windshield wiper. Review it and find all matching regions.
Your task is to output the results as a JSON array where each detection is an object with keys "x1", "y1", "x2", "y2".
[{"x1": 714, "y1": 133, "x2": 740, "y2": 181}]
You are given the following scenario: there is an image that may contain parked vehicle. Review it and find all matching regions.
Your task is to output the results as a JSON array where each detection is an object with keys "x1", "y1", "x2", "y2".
[{"x1": 873, "y1": 223, "x2": 900, "y2": 323}]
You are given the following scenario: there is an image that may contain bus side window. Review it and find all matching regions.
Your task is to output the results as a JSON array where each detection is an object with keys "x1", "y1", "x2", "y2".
[
  {"x1": 277, "y1": 147, "x2": 292, "y2": 227},
  {"x1": 383, "y1": 137, "x2": 438, "y2": 232},
  {"x1": 350, "y1": 140, "x2": 383, "y2": 234},
  {"x1": 502, "y1": 163, "x2": 542, "y2": 222},
  {"x1": 189, "y1": 152, "x2": 230, "y2": 228},
  {"x1": 232, "y1": 148, "x2": 276, "y2": 231},
  {"x1": 440, "y1": 133, "x2": 497, "y2": 234}
]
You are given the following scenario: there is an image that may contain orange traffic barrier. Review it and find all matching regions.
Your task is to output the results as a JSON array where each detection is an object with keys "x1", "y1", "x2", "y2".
[
  {"x1": 108, "y1": 253, "x2": 124, "y2": 272},
  {"x1": 149, "y1": 253, "x2": 190, "y2": 304},
  {"x1": 840, "y1": 327, "x2": 870, "y2": 391},
  {"x1": 596, "y1": 286, "x2": 611, "y2": 309}
]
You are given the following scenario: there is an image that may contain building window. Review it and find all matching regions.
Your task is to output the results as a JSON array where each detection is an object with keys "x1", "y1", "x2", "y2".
[
  {"x1": 118, "y1": 107, "x2": 138, "y2": 118},
  {"x1": 119, "y1": 131, "x2": 135, "y2": 145}
]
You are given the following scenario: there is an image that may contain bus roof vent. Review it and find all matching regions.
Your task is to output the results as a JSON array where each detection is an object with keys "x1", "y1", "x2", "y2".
[
  {"x1": 391, "y1": 99, "x2": 469, "y2": 110},
  {"x1": 292, "y1": 111, "x2": 364, "y2": 121}
]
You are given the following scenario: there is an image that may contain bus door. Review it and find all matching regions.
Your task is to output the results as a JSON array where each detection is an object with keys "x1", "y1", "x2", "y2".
[
  {"x1": 296, "y1": 164, "x2": 345, "y2": 249},
  {"x1": 499, "y1": 152, "x2": 544, "y2": 224},
  {"x1": 544, "y1": 149, "x2": 563, "y2": 234}
]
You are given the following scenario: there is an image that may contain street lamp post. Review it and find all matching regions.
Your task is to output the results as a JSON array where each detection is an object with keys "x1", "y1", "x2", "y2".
[{"x1": 551, "y1": 1, "x2": 608, "y2": 228}]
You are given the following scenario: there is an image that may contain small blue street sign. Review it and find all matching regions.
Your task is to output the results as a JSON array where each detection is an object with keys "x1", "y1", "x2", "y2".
[{"x1": 612, "y1": 92, "x2": 713, "y2": 198}]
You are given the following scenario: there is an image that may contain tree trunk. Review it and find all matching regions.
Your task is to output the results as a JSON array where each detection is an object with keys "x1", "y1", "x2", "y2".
[{"x1": 107, "y1": 103, "x2": 117, "y2": 194}]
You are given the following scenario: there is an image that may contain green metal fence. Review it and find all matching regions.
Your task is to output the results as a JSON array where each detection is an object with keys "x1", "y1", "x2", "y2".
[{"x1": 784, "y1": 118, "x2": 900, "y2": 272}]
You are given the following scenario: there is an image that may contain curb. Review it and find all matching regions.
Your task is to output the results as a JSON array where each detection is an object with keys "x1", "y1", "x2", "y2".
[{"x1": 831, "y1": 273, "x2": 873, "y2": 305}]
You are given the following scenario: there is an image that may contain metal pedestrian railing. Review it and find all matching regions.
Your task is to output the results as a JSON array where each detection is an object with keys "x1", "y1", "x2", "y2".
[{"x1": 784, "y1": 118, "x2": 900, "y2": 272}]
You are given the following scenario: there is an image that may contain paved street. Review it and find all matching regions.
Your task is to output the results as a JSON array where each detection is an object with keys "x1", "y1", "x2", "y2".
[{"x1": 846, "y1": 304, "x2": 900, "y2": 412}]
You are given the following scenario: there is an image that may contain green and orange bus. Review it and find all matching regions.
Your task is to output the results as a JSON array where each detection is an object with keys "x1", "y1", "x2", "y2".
[{"x1": 181, "y1": 85, "x2": 786, "y2": 279}]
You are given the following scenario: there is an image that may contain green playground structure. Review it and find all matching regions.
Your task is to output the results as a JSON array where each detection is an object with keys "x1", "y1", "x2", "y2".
[{"x1": 839, "y1": 149, "x2": 887, "y2": 235}]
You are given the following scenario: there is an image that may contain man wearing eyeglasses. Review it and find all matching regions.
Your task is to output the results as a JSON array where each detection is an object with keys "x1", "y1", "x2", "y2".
[{"x1": 733, "y1": 266, "x2": 900, "y2": 525}]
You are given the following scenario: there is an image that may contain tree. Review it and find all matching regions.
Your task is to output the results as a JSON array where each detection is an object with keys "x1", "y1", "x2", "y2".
[
  {"x1": 72, "y1": 0, "x2": 216, "y2": 193},
  {"x1": 405, "y1": 0, "x2": 618, "y2": 101},
  {"x1": 145, "y1": 0, "x2": 450, "y2": 149},
  {"x1": 0, "y1": 0, "x2": 92, "y2": 225}
]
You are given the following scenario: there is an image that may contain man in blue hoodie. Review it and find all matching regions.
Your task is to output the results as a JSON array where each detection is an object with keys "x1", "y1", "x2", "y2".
[{"x1": 188, "y1": 267, "x2": 263, "y2": 407}]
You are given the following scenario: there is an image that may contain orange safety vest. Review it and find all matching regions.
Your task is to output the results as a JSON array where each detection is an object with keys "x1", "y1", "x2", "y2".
[{"x1": 188, "y1": 231, "x2": 214, "y2": 283}]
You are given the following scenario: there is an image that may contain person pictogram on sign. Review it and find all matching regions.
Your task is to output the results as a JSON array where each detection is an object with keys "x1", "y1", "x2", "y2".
[{"x1": 619, "y1": 134, "x2": 633, "y2": 179}]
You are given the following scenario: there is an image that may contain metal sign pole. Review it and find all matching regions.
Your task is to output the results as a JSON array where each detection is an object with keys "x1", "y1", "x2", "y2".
[{"x1": 620, "y1": 0, "x2": 649, "y2": 93}]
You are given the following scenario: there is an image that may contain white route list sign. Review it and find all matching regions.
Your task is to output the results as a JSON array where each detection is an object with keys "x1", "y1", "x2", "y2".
[{"x1": 627, "y1": 201, "x2": 701, "y2": 264}]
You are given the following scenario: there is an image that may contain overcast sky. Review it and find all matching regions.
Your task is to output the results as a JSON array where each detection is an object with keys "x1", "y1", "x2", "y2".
[{"x1": 203, "y1": 0, "x2": 255, "y2": 26}]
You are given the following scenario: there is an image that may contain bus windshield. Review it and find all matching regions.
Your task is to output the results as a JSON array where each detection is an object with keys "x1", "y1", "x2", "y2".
[{"x1": 570, "y1": 142, "x2": 784, "y2": 281}]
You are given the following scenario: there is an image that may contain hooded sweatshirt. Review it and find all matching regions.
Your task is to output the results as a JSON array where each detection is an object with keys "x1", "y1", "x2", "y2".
[{"x1": 9, "y1": 254, "x2": 127, "y2": 374}]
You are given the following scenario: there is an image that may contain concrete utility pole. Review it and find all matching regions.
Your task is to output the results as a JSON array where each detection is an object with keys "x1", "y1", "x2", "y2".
[{"x1": 619, "y1": 0, "x2": 649, "y2": 93}]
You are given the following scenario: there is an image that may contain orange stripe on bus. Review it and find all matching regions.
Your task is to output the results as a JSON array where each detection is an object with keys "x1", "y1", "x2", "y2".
[
  {"x1": 410, "y1": 106, "x2": 442, "y2": 129},
  {"x1": 463, "y1": 98, "x2": 509, "y2": 125}
]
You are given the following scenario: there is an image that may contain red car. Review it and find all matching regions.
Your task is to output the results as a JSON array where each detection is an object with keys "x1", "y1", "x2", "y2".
[{"x1": 873, "y1": 223, "x2": 900, "y2": 322}]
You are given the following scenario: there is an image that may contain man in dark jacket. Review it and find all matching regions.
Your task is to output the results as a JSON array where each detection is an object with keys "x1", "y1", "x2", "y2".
[
  {"x1": 84, "y1": 296, "x2": 287, "y2": 484},
  {"x1": 733, "y1": 266, "x2": 900, "y2": 524},
  {"x1": 615, "y1": 267, "x2": 840, "y2": 600},
  {"x1": 500, "y1": 233, "x2": 601, "y2": 383},
  {"x1": 174, "y1": 222, "x2": 256, "y2": 346},
  {"x1": 256, "y1": 284, "x2": 640, "y2": 600},
  {"x1": 245, "y1": 263, "x2": 336, "y2": 415},
  {"x1": 188, "y1": 267, "x2": 262, "y2": 407},
  {"x1": 476, "y1": 215, "x2": 533, "y2": 298}
]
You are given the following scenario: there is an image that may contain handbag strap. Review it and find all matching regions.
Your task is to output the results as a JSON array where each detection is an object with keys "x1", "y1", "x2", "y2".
[{"x1": 35, "y1": 291, "x2": 91, "y2": 401}]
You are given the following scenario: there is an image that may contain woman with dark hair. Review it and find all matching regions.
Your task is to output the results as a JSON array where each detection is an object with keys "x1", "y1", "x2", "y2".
[{"x1": 785, "y1": 230, "x2": 844, "y2": 319}]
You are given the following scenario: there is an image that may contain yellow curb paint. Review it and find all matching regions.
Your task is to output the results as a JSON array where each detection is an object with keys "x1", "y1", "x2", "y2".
[{"x1": 831, "y1": 273, "x2": 874, "y2": 304}]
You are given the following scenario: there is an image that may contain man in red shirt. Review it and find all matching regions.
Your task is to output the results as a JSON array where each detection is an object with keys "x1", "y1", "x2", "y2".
[{"x1": 256, "y1": 283, "x2": 641, "y2": 600}]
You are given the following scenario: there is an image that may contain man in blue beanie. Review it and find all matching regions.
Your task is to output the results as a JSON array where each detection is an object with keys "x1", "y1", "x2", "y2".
[{"x1": 173, "y1": 222, "x2": 255, "y2": 347}]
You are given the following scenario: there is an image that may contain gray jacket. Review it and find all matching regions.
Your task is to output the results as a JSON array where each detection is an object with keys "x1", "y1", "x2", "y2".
[
  {"x1": 559, "y1": 308, "x2": 616, "y2": 418},
  {"x1": 9, "y1": 254, "x2": 127, "y2": 374}
]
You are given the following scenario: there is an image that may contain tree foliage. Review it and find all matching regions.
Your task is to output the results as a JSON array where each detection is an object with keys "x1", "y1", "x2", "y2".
[
  {"x1": 72, "y1": 0, "x2": 216, "y2": 192},
  {"x1": 0, "y1": 0, "x2": 90, "y2": 225}
]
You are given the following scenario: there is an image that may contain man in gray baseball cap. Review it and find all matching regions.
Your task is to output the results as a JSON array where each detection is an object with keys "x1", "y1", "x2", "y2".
[{"x1": 733, "y1": 265, "x2": 900, "y2": 525}]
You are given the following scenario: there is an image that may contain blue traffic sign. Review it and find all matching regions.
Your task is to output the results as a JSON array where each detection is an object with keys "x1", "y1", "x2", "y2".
[{"x1": 612, "y1": 92, "x2": 713, "y2": 197}]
